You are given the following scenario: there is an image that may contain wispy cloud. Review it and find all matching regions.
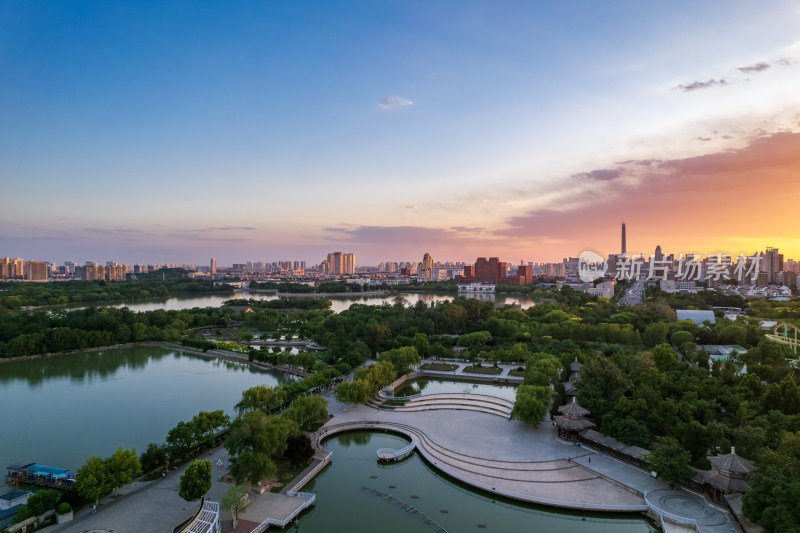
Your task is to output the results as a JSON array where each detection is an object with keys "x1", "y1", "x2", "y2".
[
  {"x1": 377, "y1": 96, "x2": 413, "y2": 110},
  {"x1": 165, "y1": 226, "x2": 256, "y2": 242},
  {"x1": 573, "y1": 169, "x2": 622, "y2": 181},
  {"x1": 675, "y1": 56, "x2": 797, "y2": 92},
  {"x1": 676, "y1": 78, "x2": 729, "y2": 92},
  {"x1": 84, "y1": 228, "x2": 146, "y2": 234},
  {"x1": 737, "y1": 62, "x2": 770, "y2": 73},
  {"x1": 496, "y1": 132, "x2": 800, "y2": 253},
  {"x1": 404, "y1": 205, "x2": 418, "y2": 209}
]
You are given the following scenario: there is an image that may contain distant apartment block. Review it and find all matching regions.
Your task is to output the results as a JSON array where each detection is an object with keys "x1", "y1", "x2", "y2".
[
  {"x1": 457, "y1": 257, "x2": 532, "y2": 285},
  {"x1": 0, "y1": 257, "x2": 24, "y2": 279},
  {"x1": 321, "y1": 252, "x2": 355, "y2": 275},
  {"x1": 24, "y1": 260, "x2": 48, "y2": 282}
]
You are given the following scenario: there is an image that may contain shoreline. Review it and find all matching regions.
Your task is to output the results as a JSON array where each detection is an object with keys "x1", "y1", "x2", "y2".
[
  {"x1": 274, "y1": 290, "x2": 390, "y2": 298},
  {"x1": 26, "y1": 289, "x2": 235, "y2": 312},
  {"x1": 0, "y1": 342, "x2": 309, "y2": 379}
]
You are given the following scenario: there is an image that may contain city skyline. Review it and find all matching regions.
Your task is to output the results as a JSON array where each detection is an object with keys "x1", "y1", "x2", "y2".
[{"x1": 2, "y1": 2, "x2": 800, "y2": 264}]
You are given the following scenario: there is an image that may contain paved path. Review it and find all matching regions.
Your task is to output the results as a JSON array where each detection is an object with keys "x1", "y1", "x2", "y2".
[
  {"x1": 39, "y1": 446, "x2": 310, "y2": 533},
  {"x1": 320, "y1": 405, "x2": 647, "y2": 511},
  {"x1": 319, "y1": 400, "x2": 739, "y2": 531}
]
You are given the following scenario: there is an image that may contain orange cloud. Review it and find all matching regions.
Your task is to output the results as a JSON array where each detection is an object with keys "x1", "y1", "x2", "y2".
[{"x1": 500, "y1": 132, "x2": 800, "y2": 260}]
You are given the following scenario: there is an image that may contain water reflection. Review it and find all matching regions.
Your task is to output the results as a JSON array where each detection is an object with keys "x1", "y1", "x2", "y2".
[
  {"x1": 299, "y1": 432, "x2": 654, "y2": 533},
  {"x1": 0, "y1": 345, "x2": 294, "y2": 472},
  {"x1": 47, "y1": 291, "x2": 535, "y2": 315},
  {"x1": 0, "y1": 346, "x2": 273, "y2": 388}
]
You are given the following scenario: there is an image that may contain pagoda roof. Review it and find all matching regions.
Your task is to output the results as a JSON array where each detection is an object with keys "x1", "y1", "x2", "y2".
[
  {"x1": 570, "y1": 357, "x2": 583, "y2": 372},
  {"x1": 708, "y1": 448, "x2": 756, "y2": 475},
  {"x1": 554, "y1": 416, "x2": 595, "y2": 431},
  {"x1": 558, "y1": 397, "x2": 590, "y2": 417},
  {"x1": 698, "y1": 470, "x2": 750, "y2": 493}
]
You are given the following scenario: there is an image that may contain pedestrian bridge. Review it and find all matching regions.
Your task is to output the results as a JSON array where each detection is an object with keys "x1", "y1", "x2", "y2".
[{"x1": 377, "y1": 442, "x2": 416, "y2": 461}]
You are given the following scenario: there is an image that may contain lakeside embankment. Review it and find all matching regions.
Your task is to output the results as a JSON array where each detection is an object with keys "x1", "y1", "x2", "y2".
[
  {"x1": 275, "y1": 290, "x2": 389, "y2": 298},
  {"x1": 0, "y1": 341, "x2": 311, "y2": 379}
]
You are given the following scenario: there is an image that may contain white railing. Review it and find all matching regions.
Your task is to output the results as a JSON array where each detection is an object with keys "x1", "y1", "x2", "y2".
[
  {"x1": 644, "y1": 491, "x2": 699, "y2": 527},
  {"x1": 286, "y1": 452, "x2": 332, "y2": 495},
  {"x1": 377, "y1": 442, "x2": 416, "y2": 460},
  {"x1": 319, "y1": 420, "x2": 649, "y2": 512},
  {"x1": 249, "y1": 492, "x2": 316, "y2": 532}
]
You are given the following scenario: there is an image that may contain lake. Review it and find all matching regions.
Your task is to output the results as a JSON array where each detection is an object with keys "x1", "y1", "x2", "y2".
[
  {"x1": 1, "y1": 348, "x2": 654, "y2": 531},
  {"x1": 49, "y1": 290, "x2": 535, "y2": 314},
  {"x1": 0, "y1": 345, "x2": 293, "y2": 472}
]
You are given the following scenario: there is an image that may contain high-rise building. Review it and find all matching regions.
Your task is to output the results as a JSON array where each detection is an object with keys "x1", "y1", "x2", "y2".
[
  {"x1": 106, "y1": 263, "x2": 127, "y2": 281},
  {"x1": 81, "y1": 262, "x2": 101, "y2": 281},
  {"x1": 210, "y1": 258, "x2": 217, "y2": 274},
  {"x1": 762, "y1": 247, "x2": 783, "y2": 284},
  {"x1": 0, "y1": 257, "x2": 25, "y2": 278},
  {"x1": 459, "y1": 257, "x2": 509, "y2": 284},
  {"x1": 344, "y1": 253, "x2": 355, "y2": 274},
  {"x1": 420, "y1": 253, "x2": 434, "y2": 282},
  {"x1": 24, "y1": 260, "x2": 48, "y2": 282},
  {"x1": 517, "y1": 264, "x2": 533, "y2": 284},
  {"x1": 621, "y1": 222, "x2": 627, "y2": 255},
  {"x1": 325, "y1": 252, "x2": 355, "y2": 274}
]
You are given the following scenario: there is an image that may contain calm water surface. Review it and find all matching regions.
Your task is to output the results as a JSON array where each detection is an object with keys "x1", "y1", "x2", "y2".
[
  {"x1": 51, "y1": 291, "x2": 534, "y2": 314},
  {"x1": 0, "y1": 345, "x2": 293, "y2": 472},
  {"x1": 297, "y1": 432, "x2": 655, "y2": 533},
  {"x1": 2, "y1": 351, "x2": 653, "y2": 530},
  {"x1": 395, "y1": 378, "x2": 518, "y2": 402}
]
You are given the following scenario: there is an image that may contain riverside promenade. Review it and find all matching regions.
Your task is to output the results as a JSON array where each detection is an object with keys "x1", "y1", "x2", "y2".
[
  {"x1": 317, "y1": 363, "x2": 739, "y2": 533},
  {"x1": 38, "y1": 361, "x2": 737, "y2": 532},
  {"x1": 38, "y1": 446, "x2": 316, "y2": 533}
]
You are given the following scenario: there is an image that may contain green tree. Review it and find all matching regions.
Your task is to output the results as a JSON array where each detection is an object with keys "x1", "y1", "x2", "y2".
[
  {"x1": 75, "y1": 456, "x2": 109, "y2": 506},
  {"x1": 743, "y1": 431, "x2": 800, "y2": 532},
  {"x1": 105, "y1": 447, "x2": 141, "y2": 495},
  {"x1": 236, "y1": 385, "x2": 287, "y2": 415},
  {"x1": 378, "y1": 346, "x2": 421, "y2": 375},
  {"x1": 645, "y1": 436, "x2": 692, "y2": 487},
  {"x1": 651, "y1": 343, "x2": 678, "y2": 371},
  {"x1": 225, "y1": 411, "x2": 298, "y2": 485},
  {"x1": 413, "y1": 333, "x2": 431, "y2": 358},
  {"x1": 221, "y1": 485, "x2": 250, "y2": 530},
  {"x1": 511, "y1": 385, "x2": 550, "y2": 427},
  {"x1": 140, "y1": 443, "x2": 168, "y2": 473},
  {"x1": 283, "y1": 395, "x2": 328, "y2": 431},
  {"x1": 23, "y1": 489, "x2": 60, "y2": 516},
  {"x1": 643, "y1": 322, "x2": 669, "y2": 347},
  {"x1": 179, "y1": 459, "x2": 212, "y2": 502},
  {"x1": 166, "y1": 420, "x2": 195, "y2": 460}
]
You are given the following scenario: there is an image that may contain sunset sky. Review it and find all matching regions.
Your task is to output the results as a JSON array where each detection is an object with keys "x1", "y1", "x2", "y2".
[{"x1": 2, "y1": 1, "x2": 799, "y2": 266}]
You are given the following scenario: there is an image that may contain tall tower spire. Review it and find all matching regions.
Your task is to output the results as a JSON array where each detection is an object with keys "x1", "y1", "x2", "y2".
[{"x1": 621, "y1": 222, "x2": 627, "y2": 255}]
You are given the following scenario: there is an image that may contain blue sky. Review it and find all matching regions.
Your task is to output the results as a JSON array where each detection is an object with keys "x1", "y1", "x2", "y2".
[{"x1": 2, "y1": 1, "x2": 800, "y2": 265}]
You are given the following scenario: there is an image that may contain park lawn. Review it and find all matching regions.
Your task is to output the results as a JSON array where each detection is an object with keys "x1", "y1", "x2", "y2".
[
  {"x1": 462, "y1": 366, "x2": 503, "y2": 375},
  {"x1": 508, "y1": 369, "x2": 526, "y2": 377},
  {"x1": 420, "y1": 362, "x2": 459, "y2": 371}
]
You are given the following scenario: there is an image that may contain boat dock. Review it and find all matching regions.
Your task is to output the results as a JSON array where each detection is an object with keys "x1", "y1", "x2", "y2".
[{"x1": 6, "y1": 462, "x2": 76, "y2": 490}]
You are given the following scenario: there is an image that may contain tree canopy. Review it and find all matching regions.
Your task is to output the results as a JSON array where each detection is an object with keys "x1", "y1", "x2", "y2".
[{"x1": 179, "y1": 459, "x2": 212, "y2": 502}]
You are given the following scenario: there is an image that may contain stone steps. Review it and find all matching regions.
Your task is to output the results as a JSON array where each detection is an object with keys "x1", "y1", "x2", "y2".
[{"x1": 378, "y1": 393, "x2": 513, "y2": 418}]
